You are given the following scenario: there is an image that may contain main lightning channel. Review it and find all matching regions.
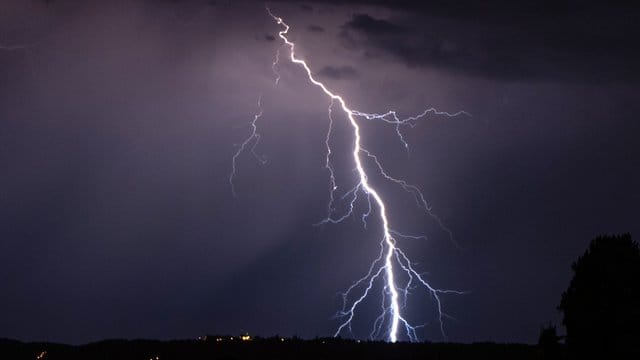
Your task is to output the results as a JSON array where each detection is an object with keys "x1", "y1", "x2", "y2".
[
  {"x1": 263, "y1": 8, "x2": 468, "y2": 343},
  {"x1": 266, "y1": 8, "x2": 401, "y2": 341}
]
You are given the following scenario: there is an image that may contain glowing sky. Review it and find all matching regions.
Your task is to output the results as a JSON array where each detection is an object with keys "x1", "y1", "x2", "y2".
[{"x1": 1, "y1": 0, "x2": 639, "y2": 344}]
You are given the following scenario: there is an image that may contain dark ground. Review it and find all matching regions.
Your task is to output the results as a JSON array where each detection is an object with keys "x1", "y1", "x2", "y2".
[{"x1": 1, "y1": 336, "x2": 552, "y2": 360}]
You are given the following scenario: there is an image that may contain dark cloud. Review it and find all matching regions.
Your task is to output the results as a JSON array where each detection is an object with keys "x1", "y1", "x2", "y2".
[
  {"x1": 343, "y1": 13, "x2": 404, "y2": 35},
  {"x1": 265, "y1": 34, "x2": 275, "y2": 41},
  {"x1": 307, "y1": 24, "x2": 325, "y2": 33},
  {"x1": 317, "y1": 65, "x2": 358, "y2": 80},
  {"x1": 289, "y1": 1, "x2": 640, "y2": 82}
]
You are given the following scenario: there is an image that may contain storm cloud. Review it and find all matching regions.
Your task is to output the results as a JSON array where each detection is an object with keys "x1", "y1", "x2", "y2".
[{"x1": 295, "y1": 0, "x2": 640, "y2": 82}]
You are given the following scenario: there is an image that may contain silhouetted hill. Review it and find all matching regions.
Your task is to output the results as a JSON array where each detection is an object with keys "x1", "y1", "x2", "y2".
[{"x1": 0, "y1": 336, "x2": 548, "y2": 360}]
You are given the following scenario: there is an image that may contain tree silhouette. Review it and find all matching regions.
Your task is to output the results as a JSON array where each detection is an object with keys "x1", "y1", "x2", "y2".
[
  {"x1": 558, "y1": 233, "x2": 640, "y2": 358},
  {"x1": 537, "y1": 324, "x2": 561, "y2": 359}
]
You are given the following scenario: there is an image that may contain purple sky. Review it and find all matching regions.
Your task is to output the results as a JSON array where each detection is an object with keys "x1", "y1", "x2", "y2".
[{"x1": 1, "y1": 0, "x2": 639, "y2": 344}]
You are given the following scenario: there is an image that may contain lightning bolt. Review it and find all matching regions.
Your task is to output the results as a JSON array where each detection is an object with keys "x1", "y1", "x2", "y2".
[
  {"x1": 231, "y1": 6, "x2": 467, "y2": 342},
  {"x1": 229, "y1": 94, "x2": 267, "y2": 198}
]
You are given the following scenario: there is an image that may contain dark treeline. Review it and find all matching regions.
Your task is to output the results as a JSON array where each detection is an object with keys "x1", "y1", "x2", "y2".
[
  {"x1": 0, "y1": 337, "x2": 541, "y2": 360},
  {"x1": 557, "y1": 233, "x2": 640, "y2": 358},
  {"x1": 2, "y1": 234, "x2": 638, "y2": 360}
]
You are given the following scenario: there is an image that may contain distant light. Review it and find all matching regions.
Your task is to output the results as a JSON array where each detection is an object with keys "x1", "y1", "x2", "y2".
[
  {"x1": 36, "y1": 351, "x2": 47, "y2": 360},
  {"x1": 241, "y1": 335, "x2": 252, "y2": 341},
  {"x1": 280, "y1": 338, "x2": 285, "y2": 342}
]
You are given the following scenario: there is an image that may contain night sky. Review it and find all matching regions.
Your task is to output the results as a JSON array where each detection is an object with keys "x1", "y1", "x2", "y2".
[{"x1": 1, "y1": 0, "x2": 639, "y2": 345}]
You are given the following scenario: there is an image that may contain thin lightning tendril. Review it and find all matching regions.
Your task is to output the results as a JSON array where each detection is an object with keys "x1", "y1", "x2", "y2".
[
  {"x1": 272, "y1": 48, "x2": 281, "y2": 86},
  {"x1": 230, "y1": 94, "x2": 267, "y2": 198},
  {"x1": 232, "y1": 7, "x2": 468, "y2": 342}
]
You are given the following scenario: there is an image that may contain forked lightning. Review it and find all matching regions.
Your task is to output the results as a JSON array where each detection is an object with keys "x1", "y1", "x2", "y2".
[{"x1": 231, "y1": 6, "x2": 467, "y2": 342}]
